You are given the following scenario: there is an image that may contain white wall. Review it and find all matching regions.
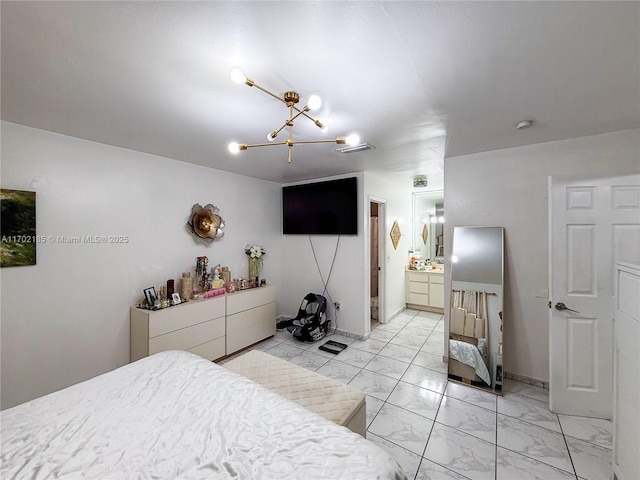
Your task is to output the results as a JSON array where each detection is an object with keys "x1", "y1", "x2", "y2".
[
  {"x1": 278, "y1": 173, "x2": 366, "y2": 337},
  {"x1": 364, "y1": 172, "x2": 413, "y2": 325},
  {"x1": 0, "y1": 122, "x2": 283, "y2": 409},
  {"x1": 444, "y1": 129, "x2": 640, "y2": 382}
]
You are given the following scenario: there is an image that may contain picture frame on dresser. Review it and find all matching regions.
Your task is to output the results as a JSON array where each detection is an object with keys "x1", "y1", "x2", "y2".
[{"x1": 143, "y1": 287, "x2": 157, "y2": 307}]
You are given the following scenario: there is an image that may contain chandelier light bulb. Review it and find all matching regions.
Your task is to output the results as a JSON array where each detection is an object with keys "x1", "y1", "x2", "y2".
[
  {"x1": 307, "y1": 94, "x2": 322, "y2": 111},
  {"x1": 267, "y1": 132, "x2": 277, "y2": 142},
  {"x1": 228, "y1": 142, "x2": 240, "y2": 154},
  {"x1": 230, "y1": 68, "x2": 246, "y2": 84},
  {"x1": 346, "y1": 134, "x2": 360, "y2": 146}
]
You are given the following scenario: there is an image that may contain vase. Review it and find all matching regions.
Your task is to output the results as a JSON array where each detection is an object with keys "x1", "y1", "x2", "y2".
[{"x1": 248, "y1": 257, "x2": 262, "y2": 282}]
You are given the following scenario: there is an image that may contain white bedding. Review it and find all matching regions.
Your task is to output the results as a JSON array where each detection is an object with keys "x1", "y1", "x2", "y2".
[
  {"x1": 1, "y1": 350, "x2": 405, "y2": 480},
  {"x1": 448, "y1": 339, "x2": 491, "y2": 386}
]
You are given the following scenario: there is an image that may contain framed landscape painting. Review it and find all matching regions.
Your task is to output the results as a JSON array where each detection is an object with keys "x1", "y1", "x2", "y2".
[{"x1": 1, "y1": 189, "x2": 37, "y2": 267}]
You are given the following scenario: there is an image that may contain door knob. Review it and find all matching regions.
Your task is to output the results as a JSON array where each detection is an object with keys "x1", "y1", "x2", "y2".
[{"x1": 554, "y1": 302, "x2": 580, "y2": 313}]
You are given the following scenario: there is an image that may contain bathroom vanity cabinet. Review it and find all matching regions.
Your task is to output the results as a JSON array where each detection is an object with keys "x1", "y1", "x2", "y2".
[{"x1": 405, "y1": 268, "x2": 444, "y2": 313}]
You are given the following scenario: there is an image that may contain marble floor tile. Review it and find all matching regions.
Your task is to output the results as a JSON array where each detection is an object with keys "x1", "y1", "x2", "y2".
[
  {"x1": 368, "y1": 403, "x2": 434, "y2": 455},
  {"x1": 407, "y1": 315, "x2": 438, "y2": 325},
  {"x1": 377, "y1": 322, "x2": 405, "y2": 333},
  {"x1": 496, "y1": 446, "x2": 577, "y2": 480},
  {"x1": 416, "y1": 311, "x2": 443, "y2": 321},
  {"x1": 250, "y1": 337, "x2": 284, "y2": 352},
  {"x1": 350, "y1": 337, "x2": 388, "y2": 354},
  {"x1": 389, "y1": 314, "x2": 413, "y2": 325},
  {"x1": 272, "y1": 329, "x2": 294, "y2": 342},
  {"x1": 348, "y1": 368, "x2": 398, "y2": 401},
  {"x1": 424, "y1": 422, "x2": 496, "y2": 480},
  {"x1": 387, "y1": 380, "x2": 443, "y2": 420},
  {"x1": 412, "y1": 351, "x2": 448, "y2": 373},
  {"x1": 444, "y1": 382, "x2": 497, "y2": 411},
  {"x1": 498, "y1": 392, "x2": 561, "y2": 433},
  {"x1": 315, "y1": 359, "x2": 361, "y2": 383},
  {"x1": 389, "y1": 333, "x2": 427, "y2": 350},
  {"x1": 367, "y1": 432, "x2": 422, "y2": 479},
  {"x1": 497, "y1": 414, "x2": 574, "y2": 473},
  {"x1": 365, "y1": 394, "x2": 385, "y2": 427},
  {"x1": 323, "y1": 333, "x2": 357, "y2": 345},
  {"x1": 401, "y1": 364, "x2": 448, "y2": 394},
  {"x1": 364, "y1": 355, "x2": 410, "y2": 380},
  {"x1": 557, "y1": 414, "x2": 613, "y2": 449},
  {"x1": 369, "y1": 328, "x2": 398, "y2": 342},
  {"x1": 436, "y1": 396, "x2": 497, "y2": 443},
  {"x1": 400, "y1": 325, "x2": 433, "y2": 340},
  {"x1": 420, "y1": 339, "x2": 445, "y2": 356},
  {"x1": 264, "y1": 342, "x2": 306, "y2": 360},
  {"x1": 415, "y1": 458, "x2": 470, "y2": 480},
  {"x1": 332, "y1": 346, "x2": 377, "y2": 368},
  {"x1": 287, "y1": 350, "x2": 330, "y2": 371},
  {"x1": 378, "y1": 342, "x2": 420, "y2": 363},
  {"x1": 278, "y1": 337, "x2": 318, "y2": 350},
  {"x1": 565, "y1": 436, "x2": 612, "y2": 480},
  {"x1": 503, "y1": 378, "x2": 549, "y2": 403}
]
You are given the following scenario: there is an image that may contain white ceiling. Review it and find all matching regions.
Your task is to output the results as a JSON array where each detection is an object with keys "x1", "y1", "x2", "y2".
[{"x1": 2, "y1": 2, "x2": 638, "y2": 188}]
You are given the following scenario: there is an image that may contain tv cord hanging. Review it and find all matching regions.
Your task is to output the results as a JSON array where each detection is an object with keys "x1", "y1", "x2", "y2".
[{"x1": 309, "y1": 234, "x2": 340, "y2": 335}]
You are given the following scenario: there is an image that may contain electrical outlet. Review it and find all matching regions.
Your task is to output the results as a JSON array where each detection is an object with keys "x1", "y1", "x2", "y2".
[{"x1": 334, "y1": 301, "x2": 341, "y2": 310}]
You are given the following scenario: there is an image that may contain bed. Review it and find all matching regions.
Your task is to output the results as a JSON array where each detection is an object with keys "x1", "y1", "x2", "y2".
[
  {"x1": 448, "y1": 306, "x2": 491, "y2": 386},
  {"x1": 1, "y1": 350, "x2": 405, "y2": 479}
]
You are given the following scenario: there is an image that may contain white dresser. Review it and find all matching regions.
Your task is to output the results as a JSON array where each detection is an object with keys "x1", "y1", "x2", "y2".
[
  {"x1": 130, "y1": 285, "x2": 276, "y2": 362},
  {"x1": 226, "y1": 285, "x2": 277, "y2": 354},
  {"x1": 613, "y1": 262, "x2": 640, "y2": 480},
  {"x1": 405, "y1": 268, "x2": 444, "y2": 312}
]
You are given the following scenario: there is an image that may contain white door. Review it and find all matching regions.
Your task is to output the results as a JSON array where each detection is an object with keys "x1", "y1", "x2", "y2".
[{"x1": 549, "y1": 174, "x2": 640, "y2": 418}]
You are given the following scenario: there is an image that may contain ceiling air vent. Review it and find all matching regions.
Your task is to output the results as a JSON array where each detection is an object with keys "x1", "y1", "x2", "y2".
[{"x1": 336, "y1": 143, "x2": 375, "y2": 154}]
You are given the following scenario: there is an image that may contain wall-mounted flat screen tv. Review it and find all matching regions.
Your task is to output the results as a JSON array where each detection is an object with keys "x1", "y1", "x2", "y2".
[{"x1": 282, "y1": 177, "x2": 357, "y2": 235}]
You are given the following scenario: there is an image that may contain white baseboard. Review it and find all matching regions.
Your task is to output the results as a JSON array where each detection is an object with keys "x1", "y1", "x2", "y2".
[{"x1": 504, "y1": 371, "x2": 549, "y2": 389}]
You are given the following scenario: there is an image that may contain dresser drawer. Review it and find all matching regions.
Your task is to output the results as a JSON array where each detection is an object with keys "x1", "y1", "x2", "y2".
[
  {"x1": 408, "y1": 292, "x2": 429, "y2": 306},
  {"x1": 409, "y1": 281, "x2": 429, "y2": 294},
  {"x1": 407, "y1": 272, "x2": 429, "y2": 283},
  {"x1": 226, "y1": 302, "x2": 276, "y2": 353},
  {"x1": 429, "y1": 273, "x2": 444, "y2": 284},
  {"x1": 148, "y1": 297, "x2": 225, "y2": 337},
  {"x1": 188, "y1": 336, "x2": 226, "y2": 361},
  {"x1": 149, "y1": 316, "x2": 225, "y2": 354},
  {"x1": 227, "y1": 286, "x2": 276, "y2": 315}
]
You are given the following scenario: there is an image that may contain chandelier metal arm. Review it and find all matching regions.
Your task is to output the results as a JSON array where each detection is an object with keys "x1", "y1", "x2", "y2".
[
  {"x1": 230, "y1": 68, "x2": 357, "y2": 163},
  {"x1": 248, "y1": 79, "x2": 325, "y2": 132},
  {"x1": 243, "y1": 141, "x2": 289, "y2": 149}
]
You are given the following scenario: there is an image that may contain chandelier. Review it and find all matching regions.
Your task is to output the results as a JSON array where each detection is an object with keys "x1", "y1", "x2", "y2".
[{"x1": 227, "y1": 68, "x2": 359, "y2": 163}]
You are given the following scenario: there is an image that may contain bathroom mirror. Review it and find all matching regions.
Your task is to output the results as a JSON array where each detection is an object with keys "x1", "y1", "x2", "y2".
[
  {"x1": 412, "y1": 191, "x2": 444, "y2": 262},
  {"x1": 448, "y1": 226, "x2": 504, "y2": 394}
]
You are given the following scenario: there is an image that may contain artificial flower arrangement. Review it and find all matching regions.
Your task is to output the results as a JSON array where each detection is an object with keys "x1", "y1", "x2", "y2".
[
  {"x1": 244, "y1": 244, "x2": 266, "y2": 258},
  {"x1": 244, "y1": 244, "x2": 266, "y2": 280}
]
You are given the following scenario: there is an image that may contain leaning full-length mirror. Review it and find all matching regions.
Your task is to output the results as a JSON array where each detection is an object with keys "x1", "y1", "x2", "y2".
[{"x1": 448, "y1": 226, "x2": 504, "y2": 393}]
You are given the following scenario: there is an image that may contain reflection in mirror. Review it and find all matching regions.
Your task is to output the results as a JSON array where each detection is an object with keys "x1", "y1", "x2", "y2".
[
  {"x1": 448, "y1": 226, "x2": 504, "y2": 394},
  {"x1": 412, "y1": 191, "x2": 444, "y2": 263}
]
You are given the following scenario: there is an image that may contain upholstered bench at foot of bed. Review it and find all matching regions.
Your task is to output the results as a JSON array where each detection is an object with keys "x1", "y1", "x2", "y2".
[{"x1": 224, "y1": 349, "x2": 367, "y2": 437}]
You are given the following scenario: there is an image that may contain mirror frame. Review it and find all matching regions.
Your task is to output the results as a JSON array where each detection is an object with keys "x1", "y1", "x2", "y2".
[{"x1": 448, "y1": 226, "x2": 504, "y2": 394}]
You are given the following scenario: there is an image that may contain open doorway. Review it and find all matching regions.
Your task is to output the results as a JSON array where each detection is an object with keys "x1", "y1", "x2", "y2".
[{"x1": 370, "y1": 198, "x2": 386, "y2": 330}]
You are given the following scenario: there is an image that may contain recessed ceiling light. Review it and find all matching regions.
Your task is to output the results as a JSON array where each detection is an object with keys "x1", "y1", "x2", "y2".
[{"x1": 516, "y1": 120, "x2": 533, "y2": 130}]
